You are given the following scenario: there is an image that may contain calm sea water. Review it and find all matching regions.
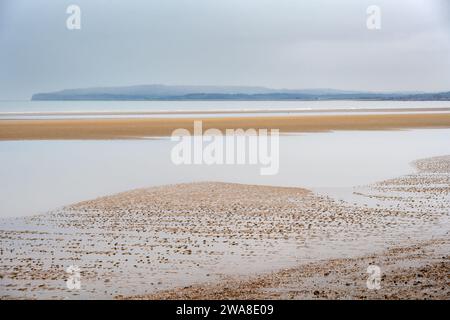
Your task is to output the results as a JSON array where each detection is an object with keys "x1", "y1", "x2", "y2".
[
  {"x1": 1, "y1": 100, "x2": 450, "y2": 114},
  {"x1": 0, "y1": 128, "x2": 449, "y2": 218},
  {"x1": 1, "y1": 100, "x2": 449, "y2": 217}
]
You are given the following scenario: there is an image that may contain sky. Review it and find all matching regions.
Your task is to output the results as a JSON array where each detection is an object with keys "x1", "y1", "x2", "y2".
[{"x1": 0, "y1": 0, "x2": 449, "y2": 100}]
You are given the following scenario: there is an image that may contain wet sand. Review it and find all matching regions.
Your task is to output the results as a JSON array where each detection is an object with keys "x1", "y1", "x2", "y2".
[
  {"x1": 128, "y1": 156, "x2": 450, "y2": 300},
  {"x1": 0, "y1": 155, "x2": 449, "y2": 299},
  {"x1": 1, "y1": 113, "x2": 450, "y2": 140},
  {"x1": 131, "y1": 238, "x2": 449, "y2": 300}
]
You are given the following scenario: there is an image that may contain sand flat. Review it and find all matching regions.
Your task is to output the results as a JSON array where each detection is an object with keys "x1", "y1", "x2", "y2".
[
  {"x1": 0, "y1": 155, "x2": 449, "y2": 299},
  {"x1": 130, "y1": 238, "x2": 449, "y2": 300},
  {"x1": 1, "y1": 113, "x2": 450, "y2": 140}
]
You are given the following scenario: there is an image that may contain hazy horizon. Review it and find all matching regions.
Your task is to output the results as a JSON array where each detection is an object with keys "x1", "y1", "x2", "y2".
[{"x1": 1, "y1": 0, "x2": 450, "y2": 100}]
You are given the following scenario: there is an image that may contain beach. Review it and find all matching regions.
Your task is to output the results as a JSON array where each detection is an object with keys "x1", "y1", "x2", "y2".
[
  {"x1": 2, "y1": 0, "x2": 450, "y2": 304},
  {"x1": 131, "y1": 239, "x2": 449, "y2": 300},
  {"x1": 0, "y1": 106, "x2": 449, "y2": 299},
  {"x1": 1, "y1": 155, "x2": 449, "y2": 299},
  {"x1": 1, "y1": 112, "x2": 450, "y2": 140}
]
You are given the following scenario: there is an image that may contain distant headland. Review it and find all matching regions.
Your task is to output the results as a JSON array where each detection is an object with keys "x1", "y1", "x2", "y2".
[{"x1": 31, "y1": 85, "x2": 450, "y2": 101}]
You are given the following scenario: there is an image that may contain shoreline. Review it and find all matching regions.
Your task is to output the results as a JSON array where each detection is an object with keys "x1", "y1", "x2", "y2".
[{"x1": 1, "y1": 113, "x2": 450, "y2": 140}]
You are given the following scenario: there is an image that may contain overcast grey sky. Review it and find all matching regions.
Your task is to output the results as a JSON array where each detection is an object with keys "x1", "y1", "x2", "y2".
[{"x1": 0, "y1": 0, "x2": 449, "y2": 99}]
